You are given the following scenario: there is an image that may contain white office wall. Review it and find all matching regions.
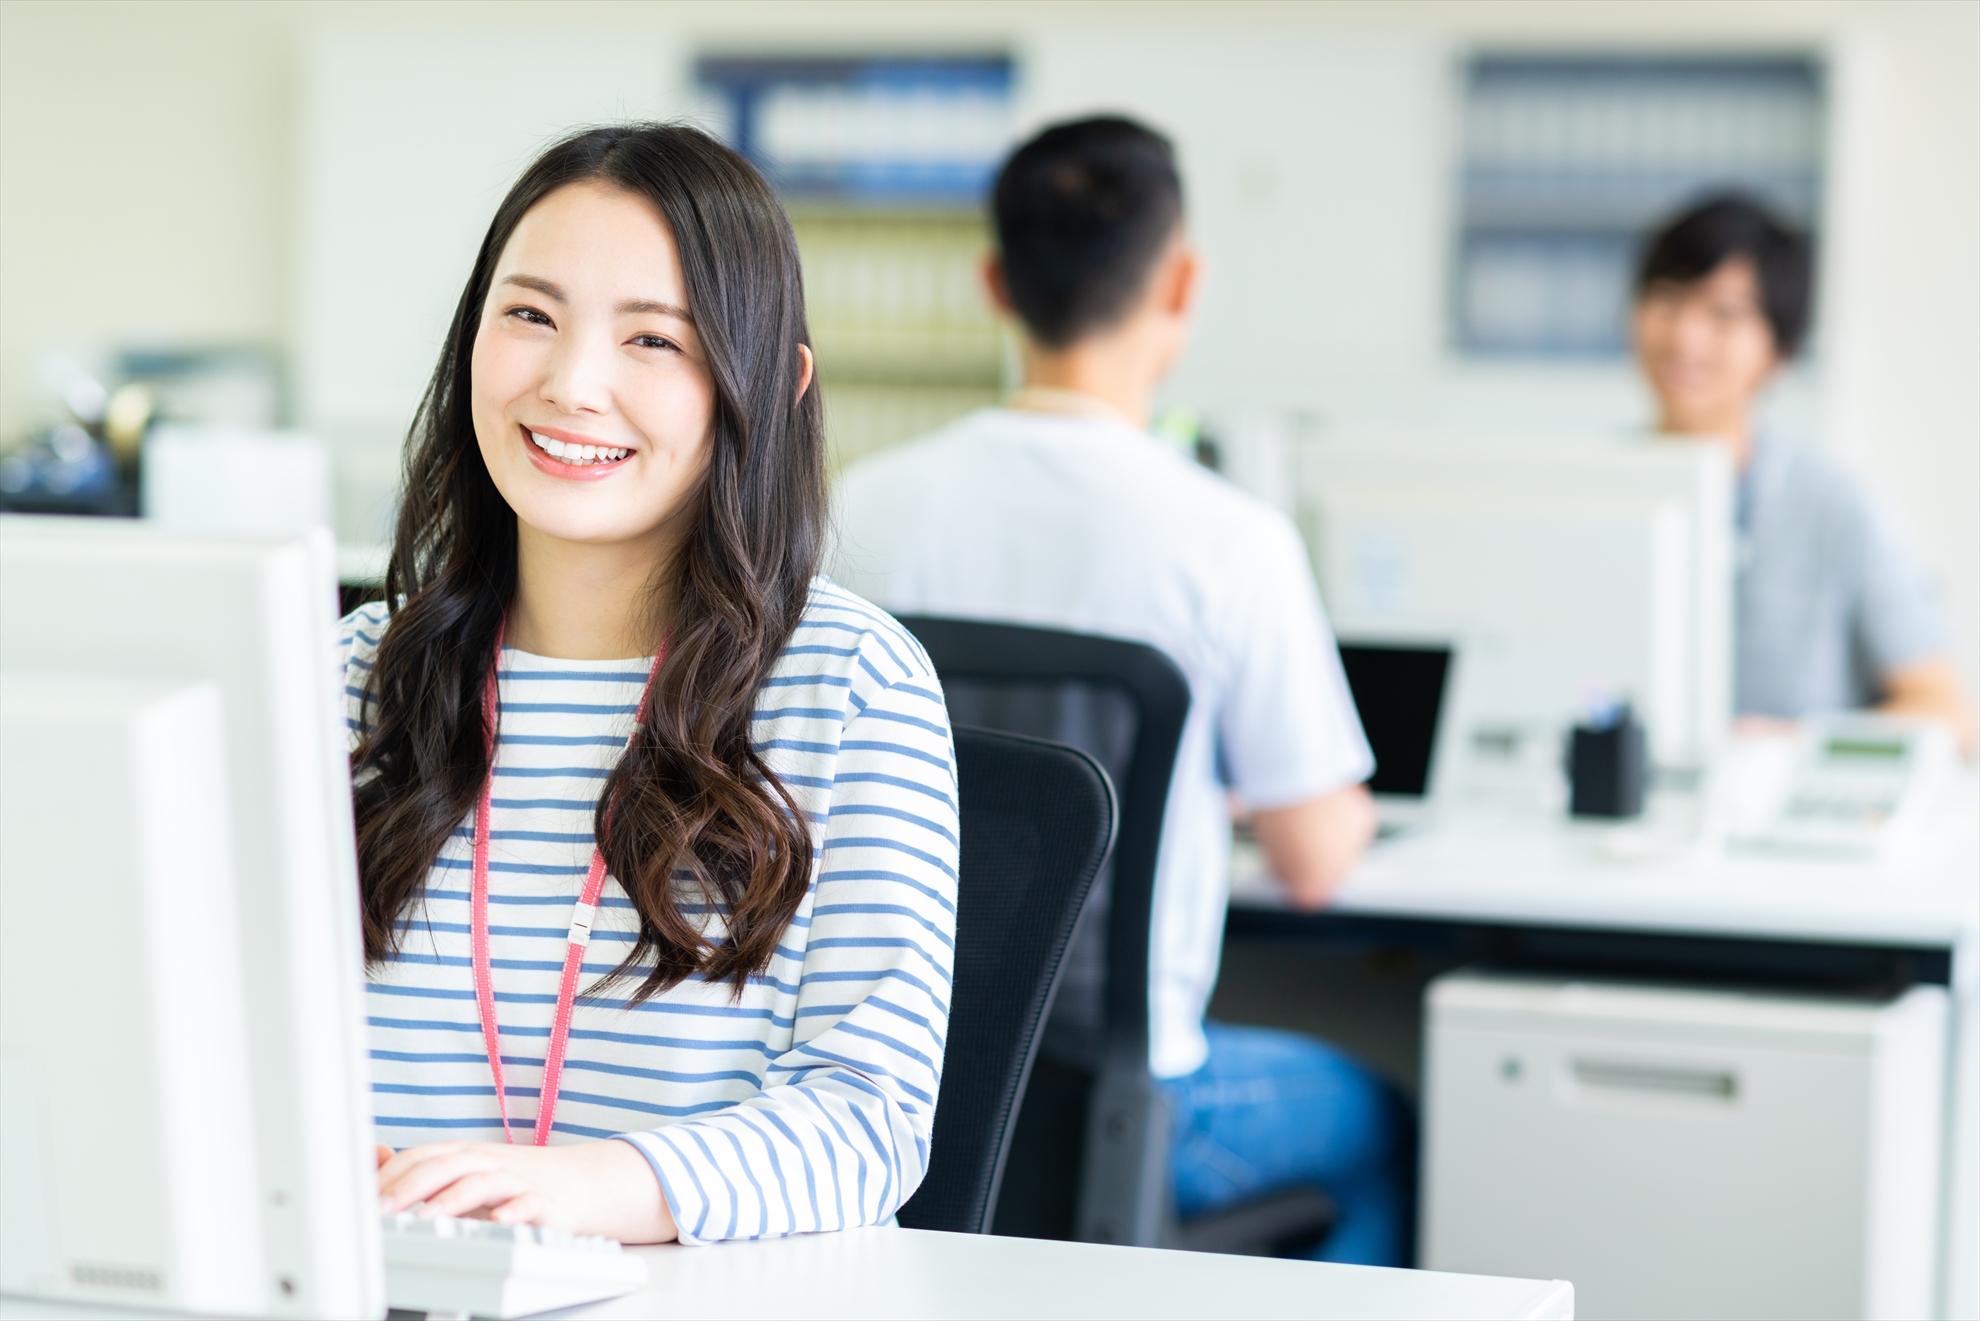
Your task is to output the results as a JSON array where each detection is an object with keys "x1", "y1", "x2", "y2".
[
  {"x1": 1, "y1": 0, "x2": 1974, "y2": 693},
  {"x1": 1020, "y1": 26, "x2": 1454, "y2": 421},
  {"x1": 0, "y1": 2, "x2": 295, "y2": 430},
  {"x1": 294, "y1": 30, "x2": 689, "y2": 437},
  {"x1": 1820, "y1": 10, "x2": 1980, "y2": 709}
]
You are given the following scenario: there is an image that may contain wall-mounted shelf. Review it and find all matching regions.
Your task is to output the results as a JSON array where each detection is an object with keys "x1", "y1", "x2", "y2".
[
  {"x1": 695, "y1": 56, "x2": 1016, "y2": 467},
  {"x1": 1454, "y1": 54, "x2": 1825, "y2": 358}
]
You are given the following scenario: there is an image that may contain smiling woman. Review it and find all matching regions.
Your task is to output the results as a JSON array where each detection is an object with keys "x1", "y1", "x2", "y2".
[{"x1": 341, "y1": 124, "x2": 958, "y2": 1245}]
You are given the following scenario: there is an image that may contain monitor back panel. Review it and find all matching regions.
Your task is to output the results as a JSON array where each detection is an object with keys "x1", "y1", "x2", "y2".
[{"x1": 0, "y1": 516, "x2": 382, "y2": 1319}]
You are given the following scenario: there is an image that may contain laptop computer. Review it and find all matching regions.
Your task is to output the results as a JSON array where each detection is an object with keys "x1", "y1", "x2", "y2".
[{"x1": 1337, "y1": 640, "x2": 1459, "y2": 837}]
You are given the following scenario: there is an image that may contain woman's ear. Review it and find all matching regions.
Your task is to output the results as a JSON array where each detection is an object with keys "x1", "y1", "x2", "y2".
[{"x1": 796, "y1": 344, "x2": 815, "y2": 404}]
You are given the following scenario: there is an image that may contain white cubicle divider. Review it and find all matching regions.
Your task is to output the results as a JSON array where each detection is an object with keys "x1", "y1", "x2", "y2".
[
  {"x1": 1422, "y1": 971, "x2": 1948, "y2": 1321},
  {"x1": 1296, "y1": 434, "x2": 1733, "y2": 788}
]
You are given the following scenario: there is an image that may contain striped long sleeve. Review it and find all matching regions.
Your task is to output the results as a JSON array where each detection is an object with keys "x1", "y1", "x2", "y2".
[
  {"x1": 344, "y1": 581, "x2": 958, "y2": 1244},
  {"x1": 619, "y1": 632, "x2": 958, "y2": 1241}
]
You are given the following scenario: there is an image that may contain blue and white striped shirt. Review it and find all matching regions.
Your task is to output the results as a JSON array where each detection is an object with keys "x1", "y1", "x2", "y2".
[{"x1": 338, "y1": 579, "x2": 958, "y2": 1244}]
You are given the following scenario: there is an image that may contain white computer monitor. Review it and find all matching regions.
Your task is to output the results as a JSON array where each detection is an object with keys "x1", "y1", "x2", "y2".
[
  {"x1": 0, "y1": 516, "x2": 382, "y2": 1319},
  {"x1": 1297, "y1": 434, "x2": 1733, "y2": 784}
]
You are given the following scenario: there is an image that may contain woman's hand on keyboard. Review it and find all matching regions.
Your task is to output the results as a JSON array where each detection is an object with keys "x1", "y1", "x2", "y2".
[{"x1": 375, "y1": 1139, "x2": 680, "y2": 1244}]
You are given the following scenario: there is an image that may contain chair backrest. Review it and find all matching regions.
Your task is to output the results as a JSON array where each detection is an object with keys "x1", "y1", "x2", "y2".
[
  {"x1": 894, "y1": 725, "x2": 1116, "y2": 1235},
  {"x1": 894, "y1": 617, "x2": 1191, "y2": 1246}
]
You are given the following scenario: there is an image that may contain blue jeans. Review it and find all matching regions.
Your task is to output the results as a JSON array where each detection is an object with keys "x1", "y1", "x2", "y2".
[{"x1": 1160, "y1": 1022, "x2": 1413, "y2": 1266}]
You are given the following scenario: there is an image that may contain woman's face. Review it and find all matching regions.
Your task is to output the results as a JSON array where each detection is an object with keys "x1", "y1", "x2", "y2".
[
  {"x1": 1631, "y1": 255, "x2": 1781, "y2": 435},
  {"x1": 471, "y1": 180, "x2": 715, "y2": 552}
]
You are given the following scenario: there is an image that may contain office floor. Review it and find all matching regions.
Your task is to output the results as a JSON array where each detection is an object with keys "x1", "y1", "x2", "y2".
[{"x1": 1207, "y1": 936, "x2": 1470, "y2": 1103}]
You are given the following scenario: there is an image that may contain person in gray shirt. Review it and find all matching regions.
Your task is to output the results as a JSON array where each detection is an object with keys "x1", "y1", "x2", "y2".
[{"x1": 1631, "y1": 195, "x2": 1973, "y2": 755}]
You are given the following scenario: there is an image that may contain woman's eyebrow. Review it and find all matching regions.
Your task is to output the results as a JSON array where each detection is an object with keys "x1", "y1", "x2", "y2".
[
  {"x1": 498, "y1": 274, "x2": 689, "y2": 321},
  {"x1": 617, "y1": 297, "x2": 692, "y2": 321},
  {"x1": 499, "y1": 273, "x2": 565, "y2": 301}
]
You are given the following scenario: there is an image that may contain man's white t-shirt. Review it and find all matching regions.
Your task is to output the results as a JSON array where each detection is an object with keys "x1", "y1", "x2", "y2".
[{"x1": 831, "y1": 406, "x2": 1372, "y2": 1078}]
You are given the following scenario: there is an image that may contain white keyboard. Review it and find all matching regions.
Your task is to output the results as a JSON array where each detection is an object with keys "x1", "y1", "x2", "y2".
[{"x1": 382, "y1": 1212, "x2": 648, "y2": 1319}]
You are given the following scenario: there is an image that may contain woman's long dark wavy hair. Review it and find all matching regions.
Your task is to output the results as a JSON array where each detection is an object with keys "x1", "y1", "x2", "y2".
[{"x1": 353, "y1": 124, "x2": 824, "y2": 1003}]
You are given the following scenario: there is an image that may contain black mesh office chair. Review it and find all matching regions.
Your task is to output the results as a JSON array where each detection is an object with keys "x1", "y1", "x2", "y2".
[
  {"x1": 897, "y1": 616, "x2": 1338, "y2": 1257},
  {"x1": 895, "y1": 726, "x2": 1116, "y2": 1235}
]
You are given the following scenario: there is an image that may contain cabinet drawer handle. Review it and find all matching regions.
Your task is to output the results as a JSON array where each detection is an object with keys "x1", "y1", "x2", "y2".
[{"x1": 1571, "y1": 1058, "x2": 1737, "y2": 1100}]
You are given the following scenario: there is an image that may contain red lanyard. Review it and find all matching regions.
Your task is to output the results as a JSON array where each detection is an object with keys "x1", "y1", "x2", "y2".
[{"x1": 471, "y1": 625, "x2": 666, "y2": 1146}]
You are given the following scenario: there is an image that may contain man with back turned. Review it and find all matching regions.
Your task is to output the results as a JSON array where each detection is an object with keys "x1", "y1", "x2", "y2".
[{"x1": 832, "y1": 116, "x2": 1410, "y2": 1265}]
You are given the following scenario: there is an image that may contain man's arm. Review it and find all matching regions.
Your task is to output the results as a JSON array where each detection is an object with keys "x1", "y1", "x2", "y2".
[
  {"x1": 1879, "y1": 656, "x2": 1975, "y2": 760},
  {"x1": 1250, "y1": 782, "x2": 1377, "y2": 911}
]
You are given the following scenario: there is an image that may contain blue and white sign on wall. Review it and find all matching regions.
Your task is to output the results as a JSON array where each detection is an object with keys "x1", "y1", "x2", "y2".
[{"x1": 695, "y1": 56, "x2": 1015, "y2": 205}]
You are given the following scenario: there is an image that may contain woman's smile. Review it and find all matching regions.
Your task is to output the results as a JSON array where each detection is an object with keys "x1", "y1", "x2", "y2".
[{"x1": 521, "y1": 422, "x2": 635, "y2": 481}]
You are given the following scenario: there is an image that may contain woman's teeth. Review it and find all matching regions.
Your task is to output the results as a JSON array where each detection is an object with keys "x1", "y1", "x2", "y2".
[{"x1": 527, "y1": 430, "x2": 629, "y2": 466}]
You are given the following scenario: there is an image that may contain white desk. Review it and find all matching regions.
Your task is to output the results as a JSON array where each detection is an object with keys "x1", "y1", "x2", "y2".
[
  {"x1": 1229, "y1": 779, "x2": 1980, "y2": 1321},
  {"x1": 0, "y1": 1230, "x2": 1572, "y2": 1321},
  {"x1": 558, "y1": 1226, "x2": 1575, "y2": 1320},
  {"x1": 1233, "y1": 781, "x2": 1977, "y2": 954}
]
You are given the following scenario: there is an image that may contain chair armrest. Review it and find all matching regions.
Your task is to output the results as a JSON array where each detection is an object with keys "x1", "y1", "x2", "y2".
[
  {"x1": 1074, "y1": 1062, "x2": 1172, "y2": 1247},
  {"x1": 1172, "y1": 1186, "x2": 1337, "y2": 1257}
]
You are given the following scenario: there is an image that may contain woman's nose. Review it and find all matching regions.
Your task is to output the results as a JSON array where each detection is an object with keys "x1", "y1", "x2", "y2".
[{"x1": 538, "y1": 334, "x2": 615, "y2": 415}]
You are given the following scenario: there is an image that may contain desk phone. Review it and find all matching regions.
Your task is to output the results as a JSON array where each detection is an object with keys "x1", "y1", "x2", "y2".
[{"x1": 1735, "y1": 717, "x2": 1954, "y2": 858}]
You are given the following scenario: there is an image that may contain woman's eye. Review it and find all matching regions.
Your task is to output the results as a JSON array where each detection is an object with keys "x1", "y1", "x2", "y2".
[
  {"x1": 631, "y1": 334, "x2": 677, "y2": 352},
  {"x1": 507, "y1": 306, "x2": 553, "y2": 328}
]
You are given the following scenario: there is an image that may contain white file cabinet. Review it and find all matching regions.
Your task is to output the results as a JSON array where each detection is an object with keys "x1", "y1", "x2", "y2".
[{"x1": 1420, "y1": 971, "x2": 1949, "y2": 1320}]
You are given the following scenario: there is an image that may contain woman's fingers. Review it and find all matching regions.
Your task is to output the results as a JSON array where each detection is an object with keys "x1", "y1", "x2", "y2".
[
  {"x1": 380, "y1": 1147, "x2": 507, "y2": 1212},
  {"x1": 370, "y1": 1141, "x2": 570, "y2": 1229},
  {"x1": 377, "y1": 1147, "x2": 449, "y2": 1209},
  {"x1": 377, "y1": 1140, "x2": 472, "y2": 1195},
  {"x1": 489, "y1": 1191, "x2": 548, "y2": 1226},
  {"x1": 420, "y1": 1168, "x2": 530, "y2": 1220}
]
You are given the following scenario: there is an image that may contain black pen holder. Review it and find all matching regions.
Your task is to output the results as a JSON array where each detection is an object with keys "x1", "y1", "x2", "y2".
[{"x1": 1569, "y1": 715, "x2": 1646, "y2": 819}]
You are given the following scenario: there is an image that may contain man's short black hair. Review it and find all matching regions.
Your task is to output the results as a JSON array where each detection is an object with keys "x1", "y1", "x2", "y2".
[
  {"x1": 991, "y1": 116, "x2": 1183, "y2": 348},
  {"x1": 1636, "y1": 193, "x2": 1815, "y2": 357}
]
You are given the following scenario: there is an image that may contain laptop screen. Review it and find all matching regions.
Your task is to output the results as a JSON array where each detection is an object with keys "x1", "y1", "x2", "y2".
[{"x1": 1337, "y1": 642, "x2": 1453, "y2": 798}]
